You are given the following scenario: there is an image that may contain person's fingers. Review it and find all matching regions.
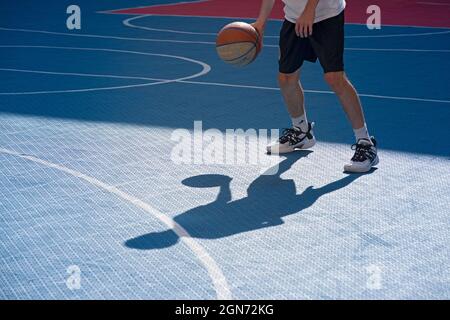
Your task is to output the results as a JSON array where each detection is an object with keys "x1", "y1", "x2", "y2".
[
  {"x1": 301, "y1": 24, "x2": 307, "y2": 38},
  {"x1": 308, "y1": 23, "x2": 313, "y2": 36},
  {"x1": 257, "y1": 28, "x2": 264, "y2": 44},
  {"x1": 298, "y1": 23, "x2": 304, "y2": 38},
  {"x1": 252, "y1": 23, "x2": 264, "y2": 42},
  {"x1": 295, "y1": 23, "x2": 300, "y2": 37}
]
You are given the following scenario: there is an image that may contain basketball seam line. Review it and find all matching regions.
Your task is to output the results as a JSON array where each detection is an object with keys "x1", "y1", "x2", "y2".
[
  {"x1": 215, "y1": 40, "x2": 256, "y2": 48},
  {"x1": 219, "y1": 26, "x2": 260, "y2": 48},
  {"x1": 218, "y1": 43, "x2": 257, "y2": 62},
  {"x1": 228, "y1": 25, "x2": 261, "y2": 53}
]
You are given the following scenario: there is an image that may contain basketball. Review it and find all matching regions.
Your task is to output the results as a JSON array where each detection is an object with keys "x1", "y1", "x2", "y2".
[{"x1": 216, "y1": 22, "x2": 262, "y2": 67}]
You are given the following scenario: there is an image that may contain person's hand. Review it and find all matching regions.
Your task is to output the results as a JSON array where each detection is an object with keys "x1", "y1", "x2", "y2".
[
  {"x1": 295, "y1": 7, "x2": 315, "y2": 38},
  {"x1": 251, "y1": 21, "x2": 265, "y2": 44}
]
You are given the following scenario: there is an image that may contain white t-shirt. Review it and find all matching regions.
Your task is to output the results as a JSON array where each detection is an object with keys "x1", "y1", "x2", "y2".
[{"x1": 282, "y1": 0, "x2": 346, "y2": 23}]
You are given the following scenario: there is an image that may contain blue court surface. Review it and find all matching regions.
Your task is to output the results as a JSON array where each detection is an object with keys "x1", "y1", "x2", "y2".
[{"x1": 1, "y1": 1, "x2": 449, "y2": 300}]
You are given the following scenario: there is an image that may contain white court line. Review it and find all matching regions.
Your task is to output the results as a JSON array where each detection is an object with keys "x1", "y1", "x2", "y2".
[
  {"x1": 0, "y1": 147, "x2": 233, "y2": 300},
  {"x1": 0, "y1": 38, "x2": 447, "y2": 101},
  {"x1": 345, "y1": 30, "x2": 450, "y2": 38},
  {"x1": 344, "y1": 47, "x2": 450, "y2": 53},
  {"x1": 0, "y1": 45, "x2": 211, "y2": 95},
  {"x1": 3, "y1": 67, "x2": 449, "y2": 104},
  {"x1": 0, "y1": 68, "x2": 163, "y2": 82},
  {"x1": 177, "y1": 80, "x2": 450, "y2": 104},
  {"x1": 1, "y1": 27, "x2": 450, "y2": 52},
  {"x1": 124, "y1": 14, "x2": 450, "y2": 39},
  {"x1": 99, "y1": 0, "x2": 210, "y2": 14},
  {"x1": 0, "y1": 26, "x2": 216, "y2": 45},
  {"x1": 123, "y1": 15, "x2": 222, "y2": 36},
  {"x1": 0, "y1": 68, "x2": 165, "y2": 82}
]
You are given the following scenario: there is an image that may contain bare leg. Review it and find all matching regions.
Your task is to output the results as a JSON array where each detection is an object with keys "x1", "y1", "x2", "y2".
[
  {"x1": 324, "y1": 71, "x2": 366, "y2": 130},
  {"x1": 267, "y1": 69, "x2": 316, "y2": 154},
  {"x1": 278, "y1": 70, "x2": 306, "y2": 118}
]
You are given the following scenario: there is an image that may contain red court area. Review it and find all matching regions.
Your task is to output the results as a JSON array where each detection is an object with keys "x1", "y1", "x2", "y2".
[{"x1": 108, "y1": 0, "x2": 450, "y2": 28}]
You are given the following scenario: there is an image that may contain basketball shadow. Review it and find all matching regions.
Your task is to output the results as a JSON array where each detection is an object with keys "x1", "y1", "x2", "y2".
[{"x1": 125, "y1": 151, "x2": 376, "y2": 250}]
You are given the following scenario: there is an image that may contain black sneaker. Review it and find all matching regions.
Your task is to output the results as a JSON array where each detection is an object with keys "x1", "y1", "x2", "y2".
[
  {"x1": 266, "y1": 122, "x2": 316, "y2": 155},
  {"x1": 344, "y1": 137, "x2": 379, "y2": 173}
]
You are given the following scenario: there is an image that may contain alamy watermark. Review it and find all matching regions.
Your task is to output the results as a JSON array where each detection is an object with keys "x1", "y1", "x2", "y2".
[
  {"x1": 367, "y1": 5, "x2": 382, "y2": 30},
  {"x1": 66, "y1": 265, "x2": 81, "y2": 290},
  {"x1": 66, "y1": 5, "x2": 81, "y2": 30},
  {"x1": 171, "y1": 121, "x2": 281, "y2": 175},
  {"x1": 366, "y1": 264, "x2": 383, "y2": 290}
]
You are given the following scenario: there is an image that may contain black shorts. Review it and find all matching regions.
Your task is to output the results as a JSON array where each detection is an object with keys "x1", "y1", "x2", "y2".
[{"x1": 279, "y1": 10, "x2": 345, "y2": 74}]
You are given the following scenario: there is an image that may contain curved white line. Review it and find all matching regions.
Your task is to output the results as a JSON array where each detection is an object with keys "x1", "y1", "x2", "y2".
[
  {"x1": 101, "y1": 0, "x2": 210, "y2": 14},
  {"x1": 0, "y1": 147, "x2": 232, "y2": 300},
  {"x1": 124, "y1": 15, "x2": 221, "y2": 36},
  {"x1": 0, "y1": 45, "x2": 211, "y2": 95},
  {"x1": 124, "y1": 14, "x2": 450, "y2": 39}
]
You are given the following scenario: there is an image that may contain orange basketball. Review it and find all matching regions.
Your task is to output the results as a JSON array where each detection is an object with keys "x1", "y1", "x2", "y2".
[{"x1": 216, "y1": 22, "x2": 262, "y2": 67}]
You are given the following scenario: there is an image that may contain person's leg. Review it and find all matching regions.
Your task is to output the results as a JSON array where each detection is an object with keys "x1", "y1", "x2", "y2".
[
  {"x1": 266, "y1": 69, "x2": 316, "y2": 154},
  {"x1": 304, "y1": 11, "x2": 378, "y2": 171},
  {"x1": 310, "y1": 12, "x2": 372, "y2": 144},
  {"x1": 323, "y1": 71, "x2": 371, "y2": 141},
  {"x1": 323, "y1": 71, "x2": 379, "y2": 172},
  {"x1": 278, "y1": 70, "x2": 309, "y2": 131},
  {"x1": 267, "y1": 19, "x2": 317, "y2": 155}
]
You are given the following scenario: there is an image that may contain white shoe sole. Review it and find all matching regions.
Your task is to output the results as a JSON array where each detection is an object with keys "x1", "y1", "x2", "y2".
[
  {"x1": 344, "y1": 156, "x2": 379, "y2": 173},
  {"x1": 267, "y1": 138, "x2": 316, "y2": 154}
]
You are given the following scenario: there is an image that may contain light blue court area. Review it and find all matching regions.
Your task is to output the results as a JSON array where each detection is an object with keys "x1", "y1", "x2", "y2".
[{"x1": 1, "y1": 1, "x2": 450, "y2": 300}]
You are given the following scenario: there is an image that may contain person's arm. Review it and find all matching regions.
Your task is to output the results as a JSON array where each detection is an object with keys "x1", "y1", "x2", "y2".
[
  {"x1": 296, "y1": 0, "x2": 320, "y2": 38},
  {"x1": 252, "y1": 0, "x2": 276, "y2": 39}
]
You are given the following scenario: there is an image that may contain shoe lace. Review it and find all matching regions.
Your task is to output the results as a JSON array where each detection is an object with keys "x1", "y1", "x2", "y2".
[
  {"x1": 279, "y1": 124, "x2": 313, "y2": 146},
  {"x1": 351, "y1": 142, "x2": 376, "y2": 162},
  {"x1": 279, "y1": 128, "x2": 299, "y2": 144}
]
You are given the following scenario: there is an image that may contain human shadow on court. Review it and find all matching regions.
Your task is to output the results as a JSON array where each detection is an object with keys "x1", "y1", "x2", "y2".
[{"x1": 126, "y1": 151, "x2": 375, "y2": 250}]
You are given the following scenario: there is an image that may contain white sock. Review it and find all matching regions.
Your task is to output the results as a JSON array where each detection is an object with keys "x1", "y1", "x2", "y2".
[
  {"x1": 353, "y1": 123, "x2": 372, "y2": 143},
  {"x1": 291, "y1": 114, "x2": 309, "y2": 132}
]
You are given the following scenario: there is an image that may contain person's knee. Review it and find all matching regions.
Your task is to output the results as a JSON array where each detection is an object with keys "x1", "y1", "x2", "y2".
[
  {"x1": 278, "y1": 72, "x2": 299, "y2": 89},
  {"x1": 324, "y1": 72, "x2": 346, "y2": 94}
]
